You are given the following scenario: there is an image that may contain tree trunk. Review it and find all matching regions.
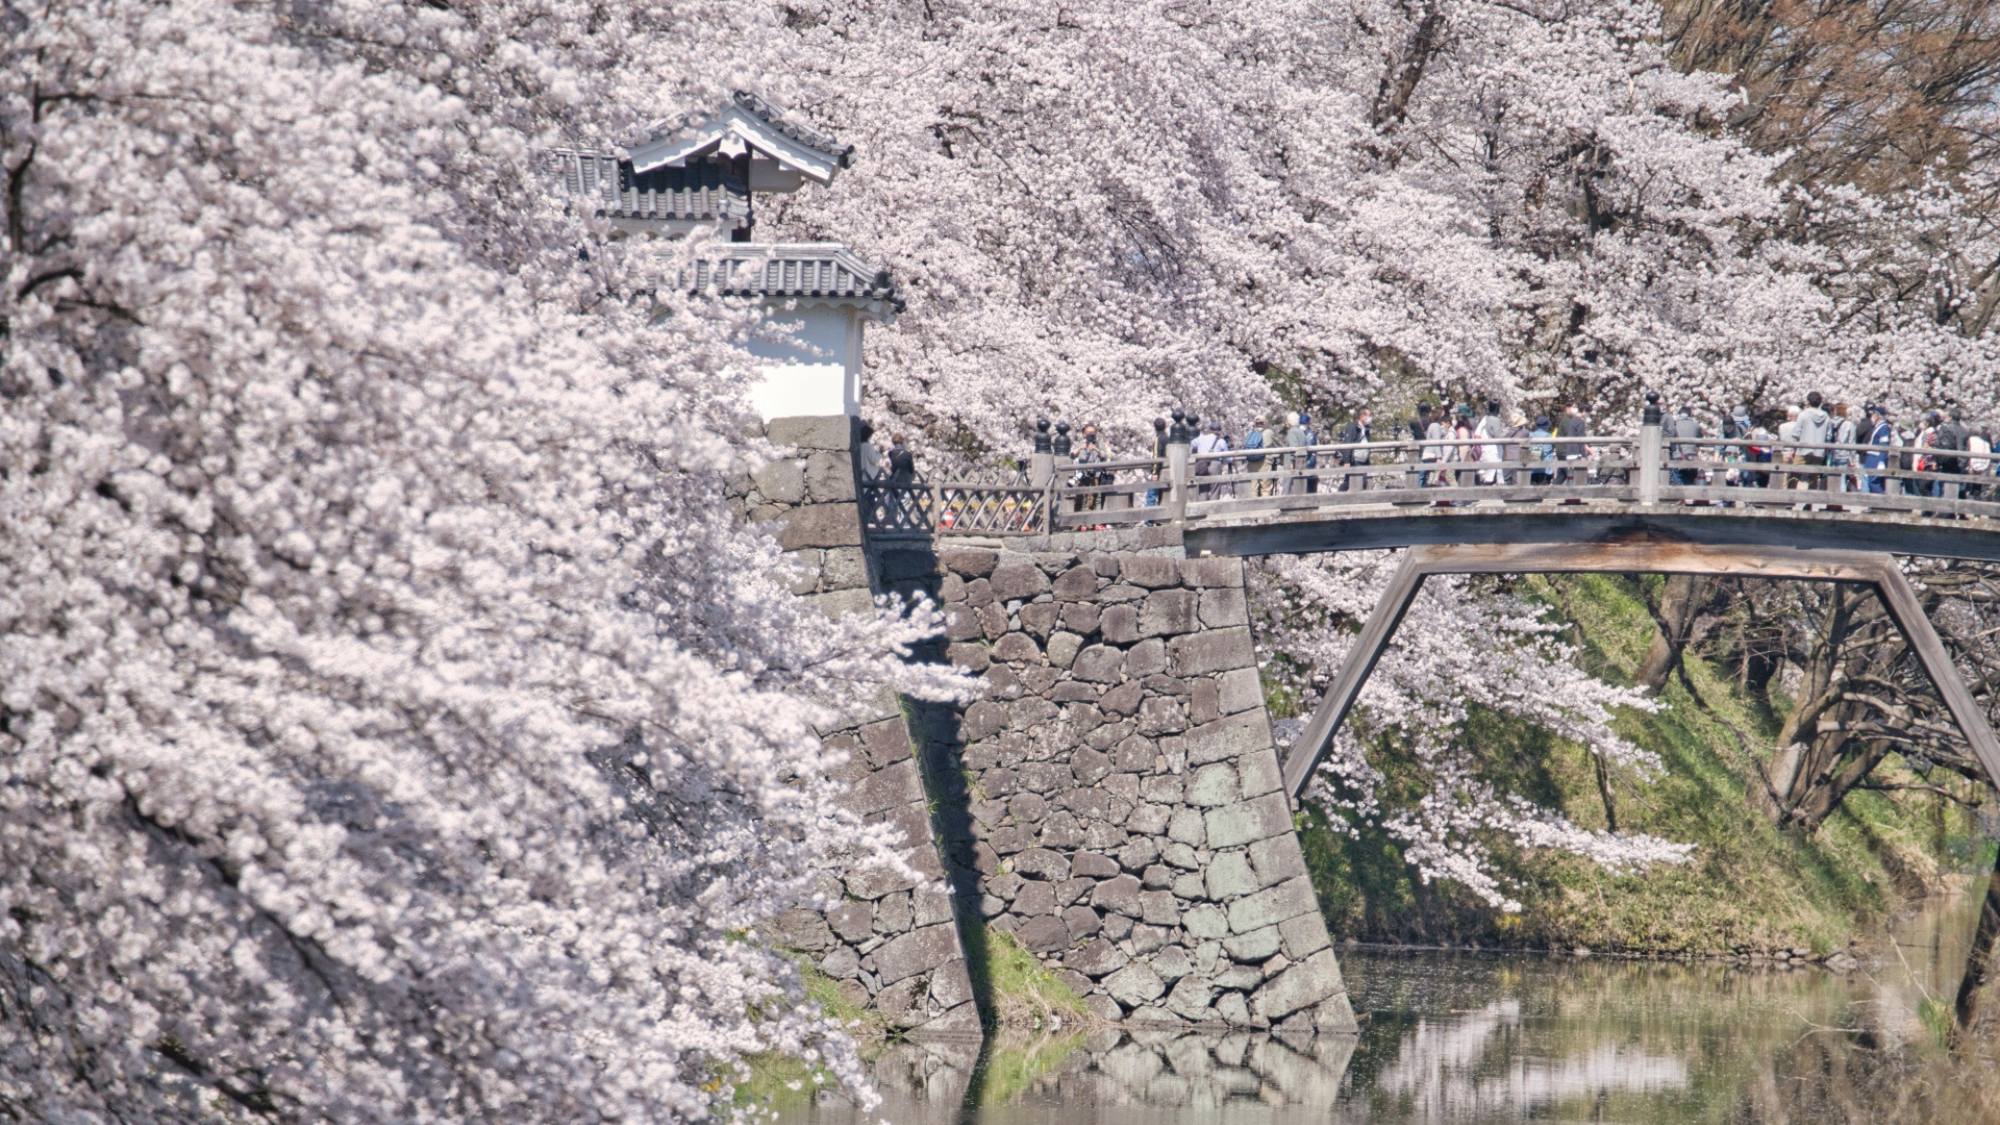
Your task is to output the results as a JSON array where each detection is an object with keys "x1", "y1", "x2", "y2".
[
  {"x1": 1953, "y1": 845, "x2": 2000, "y2": 1042},
  {"x1": 1785, "y1": 737, "x2": 1891, "y2": 833},
  {"x1": 1636, "y1": 574, "x2": 1705, "y2": 693}
]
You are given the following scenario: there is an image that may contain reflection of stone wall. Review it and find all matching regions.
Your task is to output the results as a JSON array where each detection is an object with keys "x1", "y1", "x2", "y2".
[
  {"x1": 816, "y1": 1030, "x2": 1359, "y2": 1114},
  {"x1": 742, "y1": 416, "x2": 976, "y2": 1034},
  {"x1": 872, "y1": 528, "x2": 1356, "y2": 1033}
]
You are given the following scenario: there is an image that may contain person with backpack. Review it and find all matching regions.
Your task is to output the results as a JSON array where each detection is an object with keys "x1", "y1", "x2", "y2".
[
  {"x1": 1242, "y1": 416, "x2": 1271, "y2": 497},
  {"x1": 1190, "y1": 416, "x2": 1229, "y2": 500},
  {"x1": 1474, "y1": 399, "x2": 1506, "y2": 486},
  {"x1": 1668, "y1": 403, "x2": 1702, "y2": 487},
  {"x1": 1795, "y1": 391, "x2": 1832, "y2": 492},
  {"x1": 1337, "y1": 407, "x2": 1373, "y2": 492},
  {"x1": 1862, "y1": 405, "x2": 1896, "y2": 495},
  {"x1": 1529, "y1": 416, "x2": 1555, "y2": 485},
  {"x1": 1911, "y1": 411, "x2": 1942, "y2": 497},
  {"x1": 1935, "y1": 408, "x2": 1970, "y2": 499}
]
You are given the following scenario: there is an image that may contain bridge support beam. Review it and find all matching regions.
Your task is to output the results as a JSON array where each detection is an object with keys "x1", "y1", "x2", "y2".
[{"x1": 1280, "y1": 540, "x2": 2000, "y2": 802}]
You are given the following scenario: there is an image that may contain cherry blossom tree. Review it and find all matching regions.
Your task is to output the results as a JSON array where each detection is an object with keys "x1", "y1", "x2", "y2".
[
  {"x1": 2, "y1": 2, "x2": 962, "y2": 1118},
  {"x1": 1252, "y1": 555, "x2": 1691, "y2": 911}
]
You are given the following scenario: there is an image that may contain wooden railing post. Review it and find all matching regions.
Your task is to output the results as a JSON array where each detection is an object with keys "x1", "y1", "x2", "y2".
[
  {"x1": 1639, "y1": 391, "x2": 1664, "y2": 506},
  {"x1": 1166, "y1": 409, "x2": 1191, "y2": 522}
]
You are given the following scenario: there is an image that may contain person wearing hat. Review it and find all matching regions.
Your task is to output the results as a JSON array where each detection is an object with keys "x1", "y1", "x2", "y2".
[{"x1": 1862, "y1": 404, "x2": 1896, "y2": 495}]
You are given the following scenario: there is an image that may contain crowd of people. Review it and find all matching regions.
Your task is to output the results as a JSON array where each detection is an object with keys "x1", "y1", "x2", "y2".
[{"x1": 1058, "y1": 393, "x2": 2000, "y2": 506}]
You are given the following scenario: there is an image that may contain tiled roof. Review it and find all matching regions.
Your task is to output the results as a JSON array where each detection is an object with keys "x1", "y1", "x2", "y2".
[
  {"x1": 686, "y1": 243, "x2": 902, "y2": 312},
  {"x1": 638, "y1": 91, "x2": 854, "y2": 170},
  {"x1": 545, "y1": 149, "x2": 748, "y2": 225}
]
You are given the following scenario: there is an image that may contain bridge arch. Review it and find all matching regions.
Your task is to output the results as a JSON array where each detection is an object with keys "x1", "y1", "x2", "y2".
[{"x1": 1267, "y1": 537, "x2": 2000, "y2": 803}]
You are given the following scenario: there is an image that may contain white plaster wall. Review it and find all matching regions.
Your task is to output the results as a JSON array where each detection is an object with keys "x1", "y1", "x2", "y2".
[{"x1": 745, "y1": 303, "x2": 863, "y2": 420}]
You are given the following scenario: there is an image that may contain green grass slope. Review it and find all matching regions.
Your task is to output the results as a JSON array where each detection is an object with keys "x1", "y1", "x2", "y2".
[{"x1": 1300, "y1": 573, "x2": 1975, "y2": 955}]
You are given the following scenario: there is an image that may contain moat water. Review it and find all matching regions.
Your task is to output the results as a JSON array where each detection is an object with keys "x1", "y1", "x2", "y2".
[{"x1": 781, "y1": 893, "x2": 1985, "y2": 1123}]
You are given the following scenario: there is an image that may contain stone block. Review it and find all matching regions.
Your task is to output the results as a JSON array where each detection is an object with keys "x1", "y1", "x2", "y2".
[
  {"x1": 915, "y1": 888, "x2": 955, "y2": 927},
  {"x1": 945, "y1": 642, "x2": 990, "y2": 672},
  {"x1": 992, "y1": 633, "x2": 1043, "y2": 664},
  {"x1": 1226, "y1": 876, "x2": 1320, "y2": 936},
  {"x1": 828, "y1": 900, "x2": 874, "y2": 945},
  {"x1": 1137, "y1": 696, "x2": 1189, "y2": 736},
  {"x1": 1074, "y1": 851, "x2": 1120, "y2": 879},
  {"x1": 1124, "y1": 638, "x2": 1168, "y2": 677},
  {"x1": 874, "y1": 547, "x2": 936, "y2": 582},
  {"x1": 1067, "y1": 938, "x2": 1128, "y2": 978},
  {"x1": 806, "y1": 587, "x2": 873, "y2": 619},
  {"x1": 1103, "y1": 913, "x2": 1135, "y2": 941},
  {"x1": 1237, "y1": 752, "x2": 1282, "y2": 799},
  {"x1": 1130, "y1": 924, "x2": 1170, "y2": 955},
  {"x1": 1099, "y1": 583, "x2": 1147, "y2": 603},
  {"x1": 772, "y1": 909, "x2": 837, "y2": 953},
  {"x1": 1063, "y1": 904, "x2": 1102, "y2": 939},
  {"x1": 1128, "y1": 802, "x2": 1170, "y2": 835},
  {"x1": 1139, "y1": 891, "x2": 1181, "y2": 926},
  {"x1": 962, "y1": 577, "x2": 996, "y2": 605},
  {"x1": 1143, "y1": 775, "x2": 1185, "y2": 804},
  {"x1": 752, "y1": 458, "x2": 807, "y2": 504},
  {"x1": 1100, "y1": 604, "x2": 1141, "y2": 644},
  {"x1": 1060, "y1": 602, "x2": 1101, "y2": 635},
  {"x1": 1072, "y1": 746, "x2": 1114, "y2": 785},
  {"x1": 852, "y1": 758, "x2": 925, "y2": 817},
  {"x1": 1092, "y1": 874, "x2": 1143, "y2": 917},
  {"x1": 1185, "y1": 903, "x2": 1230, "y2": 940},
  {"x1": 1121, "y1": 556, "x2": 1182, "y2": 588},
  {"x1": 1112, "y1": 735, "x2": 1156, "y2": 772},
  {"x1": 1053, "y1": 564, "x2": 1100, "y2": 598},
  {"x1": 875, "y1": 891, "x2": 913, "y2": 934},
  {"x1": 1198, "y1": 587, "x2": 1249, "y2": 627},
  {"x1": 1217, "y1": 667, "x2": 1265, "y2": 716},
  {"x1": 767, "y1": 414, "x2": 852, "y2": 451},
  {"x1": 1051, "y1": 679, "x2": 1099, "y2": 703},
  {"x1": 1153, "y1": 945, "x2": 1195, "y2": 983},
  {"x1": 1205, "y1": 850, "x2": 1258, "y2": 900},
  {"x1": 1018, "y1": 602, "x2": 1061, "y2": 639},
  {"x1": 1015, "y1": 847, "x2": 1071, "y2": 882},
  {"x1": 778, "y1": 503, "x2": 863, "y2": 550},
  {"x1": 1105, "y1": 962, "x2": 1168, "y2": 1008},
  {"x1": 1072, "y1": 645, "x2": 1124, "y2": 683},
  {"x1": 1104, "y1": 680, "x2": 1152, "y2": 712},
  {"x1": 1205, "y1": 792, "x2": 1292, "y2": 850},
  {"x1": 927, "y1": 959, "x2": 974, "y2": 1011},
  {"x1": 1279, "y1": 910, "x2": 1332, "y2": 961},
  {"x1": 1187, "y1": 762, "x2": 1239, "y2": 807},
  {"x1": 962, "y1": 700, "x2": 1008, "y2": 742},
  {"x1": 1173, "y1": 872, "x2": 1206, "y2": 899},
  {"x1": 1167, "y1": 975, "x2": 1216, "y2": 1021},
  {"x1": 821, "y1": 945, "x2": 861, "y2": 980},
  {"x1": 1141, "y1": 864, "x2": 1174, "y2": 890},
  {"x1": 1224, "y1": 925, "x2": 1282, "y2": 963},
  {"x1": 803, "y1": 449, "x2": 856, "y2": 502},
  {"x1": 1139, "y1": 589, "x2": 1199, "y2": 637},
  {"x1": 1180, "y1": 557, "x2": 1244, "y2": 588},
  {"x1": 1017, "y1": 914, "x2": 1071, "y2": 953},
  {"x1": 1249, "y1": 835, "x2": 1308, "y2": 887},
  {"x1": 940, "y1": 548, "x2": 999, "y2": 577},
  {"x1": 1191, "y1": 680, "x2": 1221, "y2": 725},
  {"x1": 1167, "y1": 807, "x2": 1207, "y2": 847},
  {"x1": 1185, "y1": 712, "x2": 1274, "y2": 766},
  {"x1": 1215, "y1": 991, "x2": 1252, "y2": 1025},
  {"x1": 1047, "y1": 631, "x2": 1084, "y2": 669},
  {"x1": 1168, "y1": 627, "x2": 1254, "y2": 676},
  {"x1": 989, "y1": 564, "x2": 1050, "y2": 600},
  {"x1": 871, "y1": 924, "x2": 961, "y2": 985},
  {"x1": 1040, "y1": 811, "x2": 1085, "y2": 848},
  {"x1": 1117, "y1": 837, "x2": 1161, "y2": 872},
  {"x1": 1057, "y1": 877, "x2": 1095, "y2": 907},
  {"x1": 1162, "y1": 841, "x2": 1199, "y2": 869},
  {"x1": 1250, "y1": 950, "x2": 1343, "y2": 1022}
]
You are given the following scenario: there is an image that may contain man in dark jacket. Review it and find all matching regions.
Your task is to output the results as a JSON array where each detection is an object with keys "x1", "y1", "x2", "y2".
[{"x1": 1338, "y1": 408, "x2": 1373, "y2": 492}]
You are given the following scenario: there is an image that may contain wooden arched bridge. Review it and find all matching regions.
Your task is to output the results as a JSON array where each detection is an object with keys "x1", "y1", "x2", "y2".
[{"x1": 861, "y1": 415, "x2": 2000, "y2": 807}]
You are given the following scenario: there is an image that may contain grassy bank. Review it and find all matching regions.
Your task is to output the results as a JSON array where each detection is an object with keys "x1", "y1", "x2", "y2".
[{"x1": 1299, "y1": 572, "x2": 1981, "y2": 956}]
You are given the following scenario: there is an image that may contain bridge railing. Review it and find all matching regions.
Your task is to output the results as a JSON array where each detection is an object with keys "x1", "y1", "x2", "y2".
[
  {"x1": 861, "y1": 473, "x2": 1051, "y2": 537},
  {"x1": 859, "y1": 422, "x2": 2000, "y2": 539}
]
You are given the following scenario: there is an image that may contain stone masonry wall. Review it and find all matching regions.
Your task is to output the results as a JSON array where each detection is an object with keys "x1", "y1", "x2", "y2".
[
  {"x1": 738, "y1": 416, "x2": 976, "y2": 1034},
  {"x1": 870, "y1": 528, "x2": 1357, "y2": 1034}
]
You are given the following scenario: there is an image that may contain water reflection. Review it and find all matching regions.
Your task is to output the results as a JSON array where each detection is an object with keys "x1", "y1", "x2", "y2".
[{"x1": 780, "y1": 895, "x2": 1985, "y2": 1123}]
